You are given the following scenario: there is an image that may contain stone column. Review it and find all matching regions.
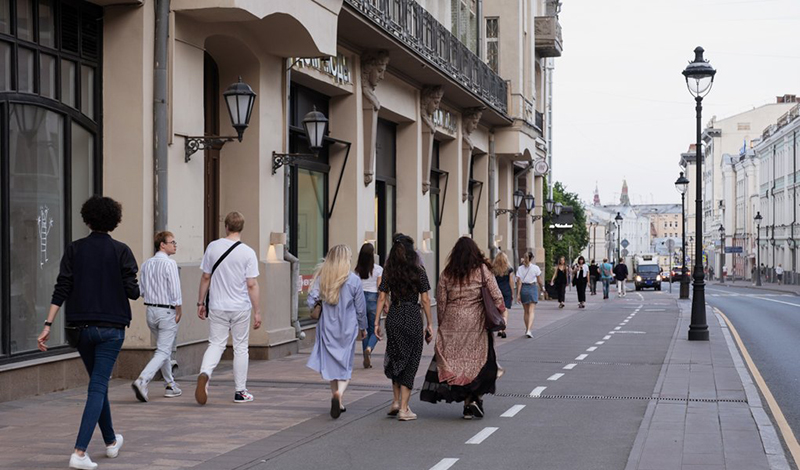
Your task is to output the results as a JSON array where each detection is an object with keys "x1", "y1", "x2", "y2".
[
  {"x1": 420, "y1": 85, "x2": 444, "y2": 195},
  {"x1": 361, "y1": 50, "x2": 389, "y2": 186}
]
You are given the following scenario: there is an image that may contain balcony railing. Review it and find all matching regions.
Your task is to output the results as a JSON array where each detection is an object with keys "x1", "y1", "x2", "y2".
[{"x1": 344, "y1": 0, "x2": 508, "y2": 115}]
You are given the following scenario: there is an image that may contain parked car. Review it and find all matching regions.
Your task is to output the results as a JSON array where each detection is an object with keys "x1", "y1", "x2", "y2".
[{"x1": 670, "y1": 266, "x2": 688, "y2": 283}]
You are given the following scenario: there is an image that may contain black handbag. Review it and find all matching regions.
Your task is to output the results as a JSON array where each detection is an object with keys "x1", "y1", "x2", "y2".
[
  {"x1": 480, "y1": 267, "x2": 505, "y2": 332},
  {"x1": 65, "y1": 325, "x2": 82, "y2": 348}
]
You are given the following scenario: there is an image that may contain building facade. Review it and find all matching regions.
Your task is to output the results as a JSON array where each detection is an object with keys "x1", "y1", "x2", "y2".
[{"x1": 0, "y1": 0, "x2": 564, "y2": 401}]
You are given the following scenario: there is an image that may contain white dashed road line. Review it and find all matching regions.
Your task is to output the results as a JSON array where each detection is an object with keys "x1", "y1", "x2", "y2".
[
  {"x1": 430, "y1": 458, "x2": 459, "y2": 470},
  {"x1": 614, "y1": 327, "x2": 621, "y2": 330},
  {"x1": 595, "y1": 341, "x2": 605, "y2": 345},
  {"x1": 603, "y1": 335, "x2": 611, "y2": 340},
  {"x1": 547, "y1": 373, "x2": 565, "y2": 381},
  {"x1": 575, "y1": 354, "x2": 588, "y2": 360},
  {"x1": 466, "y1": 427, "x2": 499, "y2": 444},
  {"x1": 563, "y1": 363, "x2": 577, "y2": 370},
  {"x1": 501, "y1": 405, "x2": 526, "y2": 417},
  {"x1": 586, "y1": 347, "x2": 597, "y2": 352},
  {"x1": 530, "y1": 386, "x2": 547, "y2": 397}
]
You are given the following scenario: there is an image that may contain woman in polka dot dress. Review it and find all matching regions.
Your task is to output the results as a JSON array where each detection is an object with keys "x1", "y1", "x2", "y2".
[{"x1": 375, "y1": 234, "x2": 433, "y2": 422}]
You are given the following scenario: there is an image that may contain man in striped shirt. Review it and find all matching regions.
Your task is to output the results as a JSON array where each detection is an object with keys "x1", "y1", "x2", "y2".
[{"x1": 132, "y1": 231, "x2": 183, "y2": 401}]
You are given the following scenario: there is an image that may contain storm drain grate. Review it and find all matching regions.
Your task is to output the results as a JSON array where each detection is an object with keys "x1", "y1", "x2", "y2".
[{"x1": 494, "y1": 392, "x2": 747, "y2": 404}]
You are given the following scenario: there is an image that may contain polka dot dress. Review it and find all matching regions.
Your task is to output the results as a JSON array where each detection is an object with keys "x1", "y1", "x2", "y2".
[{"x1": 380, "y1": 267, "x2": 431, "y2": 390}]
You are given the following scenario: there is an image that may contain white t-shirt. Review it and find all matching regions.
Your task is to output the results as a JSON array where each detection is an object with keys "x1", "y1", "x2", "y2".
[
  {"x1": 200, "y1": 238, "x2": 259, "y2": 311},
  {"x1": 360, "y1": 265, "x2": 383, "y2": 293},
  {"x1": 776, "y1": 266, "x2": 784, "y2": 275},
  {"x1": 516, "y1": 264, "x2": 542, "y2": 284}
]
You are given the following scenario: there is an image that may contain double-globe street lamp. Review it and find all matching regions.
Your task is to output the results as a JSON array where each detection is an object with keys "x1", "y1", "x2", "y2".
[
  {"x1": 496, "y1": 192, "x2": 563, "y2": 262},
  {"x1": 682, "y1": 46, "x2": 716, "y2": 341},
  {"x1": 719, "y1": 225, "x2": 726, "y2": 283},
  {"x1": 675, "y1": 172, "x2": 690, "y2": 299},
  {"x1": 755, "y1": 211, "x2": 763, "y2": 286},
  {"x1": 615, "y1": 212, "x2": 623, "y2": 262}
]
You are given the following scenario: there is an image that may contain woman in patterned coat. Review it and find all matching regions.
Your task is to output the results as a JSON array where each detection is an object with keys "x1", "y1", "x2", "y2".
[{"x1": 421, "y1": 237, "x2": 506, "y2": 419}]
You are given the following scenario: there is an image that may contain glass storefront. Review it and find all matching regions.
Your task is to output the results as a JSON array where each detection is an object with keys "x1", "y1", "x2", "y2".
[
  {"x1": 375, "y1": 119, "x2": 396, "y2": 264},
  {"x1": 1, "y1": 0, "x2": 101, "y2": 361},
  {"x1": 288, "y1": 84, "x2": 330, "y2": 321}
]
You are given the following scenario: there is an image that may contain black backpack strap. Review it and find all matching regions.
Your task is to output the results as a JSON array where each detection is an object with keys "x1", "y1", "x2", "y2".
[{"x1": 205, "y1": 241, "x2": 242, "y2": 314}]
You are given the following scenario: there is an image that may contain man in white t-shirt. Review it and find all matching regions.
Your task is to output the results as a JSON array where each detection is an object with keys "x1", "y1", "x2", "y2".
[{"x1": 195, "y1": 211, "x2": 261, "y2": 405}]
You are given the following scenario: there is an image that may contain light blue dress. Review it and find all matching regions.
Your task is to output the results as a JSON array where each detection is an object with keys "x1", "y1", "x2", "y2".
[{"x1": 306, "y1": 273, "x2": 368, "y2": 381}]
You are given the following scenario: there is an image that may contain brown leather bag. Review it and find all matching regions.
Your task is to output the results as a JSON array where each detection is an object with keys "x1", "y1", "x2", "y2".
[
  {"x1": 310, "y1": 301, "x2": 322, "y2": 320},
  {"x1": 480, "y1": 267, "x2": 505, "y2": 332}
]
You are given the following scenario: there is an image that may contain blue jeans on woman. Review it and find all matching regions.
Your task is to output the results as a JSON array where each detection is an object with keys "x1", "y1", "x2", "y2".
[
  {"x1": 362, "y1": 292, "x2": 380, "y2": 351},
  {"x1": 75, "y1": 326, "x2": 125, "y2": 451}
]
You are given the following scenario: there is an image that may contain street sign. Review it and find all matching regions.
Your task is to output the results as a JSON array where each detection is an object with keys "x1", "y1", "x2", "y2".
[
  {"x1": 621, "y1": 239, "x2": 629, "y2": 248},
  {"x1": 621, "y1": 248, "x2": 629, "y2": 257},
  {"x1": 725, "y1": 246, "x2": 743, "y2": 253},
  {"x1": 667, "y1": 239, "x2": 676, "y2": 251}
]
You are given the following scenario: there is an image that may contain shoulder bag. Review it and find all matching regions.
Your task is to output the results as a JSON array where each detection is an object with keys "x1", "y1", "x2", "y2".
[
  {"x1": 480, "y1": 266, "x2": 506, "y2": 332},
  {"x1": 204, "y1": 241, "x2": 241, "y2": 316},
  {"x1": 310, "y1": 300, "x2": 323, "y2": 320}
]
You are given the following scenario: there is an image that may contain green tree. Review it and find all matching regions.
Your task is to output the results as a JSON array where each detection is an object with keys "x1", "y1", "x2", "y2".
[{"x1": 543, "y1": 180, "x2": 589, "y2": 280}]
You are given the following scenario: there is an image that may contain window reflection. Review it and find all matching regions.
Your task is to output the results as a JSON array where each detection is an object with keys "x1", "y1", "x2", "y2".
[
  {"x1": 9, "y1": 105, "x2": 65, "y2": 353},
  {"x1": 40, "y1": 54, "x2": 56, "y2": 98},
  {"x1": 297, "y1": 169, "x2": 326, "y2": 320},
  {"x1": 38, "y1": 0, "x2": 55, "y2": 48},
  {"x1": 18, "y1": 47, "x2": 34, "y2": 93},
  {"x1": 80, "y1": 66, "x2": 94, "y2": 119},
  {"x1": 61, "y1": 60, "x2": 76, "y2": 107}
]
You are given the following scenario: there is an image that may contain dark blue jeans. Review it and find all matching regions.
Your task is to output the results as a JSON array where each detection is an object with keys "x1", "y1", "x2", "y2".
[
  {"x1": 362, "y1": 292, "x2": 379, "y2": 352},
  {"x1": 75, "y1": 326, "x2": 125, "y2": 451}
]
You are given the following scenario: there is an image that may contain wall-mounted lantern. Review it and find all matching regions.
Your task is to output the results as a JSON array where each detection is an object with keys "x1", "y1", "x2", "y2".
[{"x1": 272, "y1": 106, "x2": 329, "y2": 174}]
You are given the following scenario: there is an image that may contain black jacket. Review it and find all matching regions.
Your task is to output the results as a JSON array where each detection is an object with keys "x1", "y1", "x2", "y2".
[
  {"x1": 51, "y1": 232, "x2": 140, "y2": 326},
  {"x1": 613, "y1": 263, "x2": 629, "y2": 281}
]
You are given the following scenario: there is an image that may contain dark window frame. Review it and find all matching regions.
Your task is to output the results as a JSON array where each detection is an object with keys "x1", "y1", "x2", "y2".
[{"x1": 0, "y1": 0, "x2": 102, "y2": 363}]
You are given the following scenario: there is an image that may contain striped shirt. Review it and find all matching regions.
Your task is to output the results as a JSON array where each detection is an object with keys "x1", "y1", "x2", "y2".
[{"x1": 140, "y1": 251, "x2": 182, "y2": 306}]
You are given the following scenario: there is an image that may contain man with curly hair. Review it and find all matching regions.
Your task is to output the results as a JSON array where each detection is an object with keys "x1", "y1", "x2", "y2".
[{"x1": 38, "y1": 196, "x2": 140, "y2": 470}]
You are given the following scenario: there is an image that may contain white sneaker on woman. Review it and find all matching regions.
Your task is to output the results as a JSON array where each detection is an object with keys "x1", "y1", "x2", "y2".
[
  {"x1": 69, "y1": 453, "x2": 98, "y2": 470},
  {"x1": 106, "y1": 433, "x2": 123, "y2": 458}
]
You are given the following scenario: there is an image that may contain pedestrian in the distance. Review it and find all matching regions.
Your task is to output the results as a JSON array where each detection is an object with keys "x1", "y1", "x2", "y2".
[
  {"x1": 375, "y1": 234, "x2": 433, "y2": 421},
  {"x1": 420, "y1": 237, "x2": 505, "y2": 420},
  {"x1": 776, "y1": 264, "x2": 784, "y2": 285},
  {"x1": 132, "y1": 231, "x2": 183, "y2": 402},
  {"x1": 588, "y1": 259, "x2": 599, "y2": 296},
  {"x1": 515, "y1": 251, "x2": 543, "y2": 337},
  {"x1": 600, "y1": 258, "x2": 613, "y2": 299},
  {"x1": 306, "y1": 245, "x2": 367, "y2": 419},
  {"x1": 491, "y1": 252, "x2": 514, "y2": 339},
  {"x1": 195, "y1": 211, "x2": 262, "y2": 405},
  {"x1": 550, "y1": 256, "x2": 568, "y2": 308},
  {"x1": 614, "y1": 257, "x2": 629, "y2": 297},
  {"x1": 38, "y1": 196, "x2": 139, "y2": 470},
  {"x1": 355, "y1": 242, "x2": 382, "y2": 368},
  {"x1": 573, "y1": 256, "x2": 589, "y2": 308}
]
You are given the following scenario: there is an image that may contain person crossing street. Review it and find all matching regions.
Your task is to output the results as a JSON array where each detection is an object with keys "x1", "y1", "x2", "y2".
[{"x1": 613, "y1": 258, "x2": 629, "y2": 297}]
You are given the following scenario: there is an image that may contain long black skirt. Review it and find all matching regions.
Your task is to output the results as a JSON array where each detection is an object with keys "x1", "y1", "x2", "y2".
[{"x1": 420, "y1": 332, "x2": 497, "y2": 404}]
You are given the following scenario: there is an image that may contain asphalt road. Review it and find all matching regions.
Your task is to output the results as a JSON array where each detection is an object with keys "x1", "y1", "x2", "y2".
[
  {"x1": 705, "y1": 283, "x2": 800, "y2": 442},
  {"x1": 246, "y1": 291, "x2": 679, "y2": 470}
]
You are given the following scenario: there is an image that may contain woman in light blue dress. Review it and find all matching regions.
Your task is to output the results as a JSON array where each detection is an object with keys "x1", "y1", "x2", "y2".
[{"x1": 306, "y1": 245, "x2": 367, "y2": 419}]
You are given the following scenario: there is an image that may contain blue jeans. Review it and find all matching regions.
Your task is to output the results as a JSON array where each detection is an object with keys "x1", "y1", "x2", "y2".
[
  {"x1": 602, "y1": 278, "x2": 610, "y2": 298},
  {"x1": 75, "y1": 326, "x2": 125, "y2": 452},
  {"x1": 362, "y1": 292, "x2": 379, "y2": 352}
]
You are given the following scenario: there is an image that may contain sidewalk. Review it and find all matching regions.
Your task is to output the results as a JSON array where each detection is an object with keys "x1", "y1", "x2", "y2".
[
  {"x1": 710, "y1": 280, "x2": 800, "y2": 296},
  {"x1": 625, "y1": 298, "x2": 790, "y2": 470}
]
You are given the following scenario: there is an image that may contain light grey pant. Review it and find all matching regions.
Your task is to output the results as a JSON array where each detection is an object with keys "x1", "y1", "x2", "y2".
[
  {"x1": 139, "y1": 306, "x2": 178, "y2": 385},
  {"x1": 200, "y1": 309, "x2": 251, "y2": 392}
]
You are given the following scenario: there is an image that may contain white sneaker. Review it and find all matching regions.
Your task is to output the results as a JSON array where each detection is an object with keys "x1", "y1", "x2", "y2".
[
  {"x1": 164, "y1": 383, "x2": 182, "y2": 398},
  {"x1": 69, "y1": 453, "x2": 98, "y2": 470},
  {"x1": 106, "y1": 433, "x2": 123, "y2": 458},
  {"x1": 131, "y1": 378, "x2": 148, "y2": 402},
  {"x1": 525, "y1": 331, "x2": 533, "y2": 338}
]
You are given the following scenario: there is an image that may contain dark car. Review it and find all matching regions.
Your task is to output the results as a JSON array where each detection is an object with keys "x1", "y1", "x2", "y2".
[
  {"x1": 635, "y1": 264, "x2": 662, "y2": 290},
  {"x1": 670, "y1": 266, "x2": 688, "y2": 283}
]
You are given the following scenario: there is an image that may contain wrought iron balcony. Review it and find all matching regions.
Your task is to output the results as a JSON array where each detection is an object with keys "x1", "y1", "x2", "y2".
[
  {"x1": 534, "y1": 15, "x2": 563, "y2": 58},
  {"x1": 344, "y1": 0, "x2": 508, "y2": 115}
]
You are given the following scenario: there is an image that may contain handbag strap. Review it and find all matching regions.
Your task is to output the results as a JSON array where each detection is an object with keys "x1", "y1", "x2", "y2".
[{"x1": 211, "y1": 241, "x2": 241, "y2": 278}]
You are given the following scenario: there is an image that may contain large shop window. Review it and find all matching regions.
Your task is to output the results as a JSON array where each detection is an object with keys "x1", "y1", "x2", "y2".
[
  {"x1": 0, "y1": 0, "x2": 102, "y2": 361},
  {"x1": 375, "y1": 119, "x2": 396, "y2": 265},
  {"x1": 288, "y1": 84, "x2": 329, "y2": 322}
]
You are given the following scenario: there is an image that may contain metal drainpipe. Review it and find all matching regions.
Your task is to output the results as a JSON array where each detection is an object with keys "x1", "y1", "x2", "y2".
[
  {"x1": 772, "y1": 145, "x2": 776, "y2": 278},
  {"x1": 283, "y1": 60, "x2": 304, "y2": 339},
  {"x1": 793, "y1": 130, "x2": 797, "y2": 283},
  {"x1": 154, "y1": 0, "x2": 169, "y2": 232},
  {"x1": 488, "y1": 133, "x2": 496, "y2": 259},
  {"x1": 476, "y1": 0, "x2": 483, "y2": 59}
]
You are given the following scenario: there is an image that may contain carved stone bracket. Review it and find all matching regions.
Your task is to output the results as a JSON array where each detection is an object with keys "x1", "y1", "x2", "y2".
[
  {"x1": 461, "y1": 106, "x2": 484, "y2": 202},
  {"x1": 420, "y1": 85, "x2": 444, "y2": 195},
  {"x1": 361, "y1": 50, "x2": 389, "y2": 186}
]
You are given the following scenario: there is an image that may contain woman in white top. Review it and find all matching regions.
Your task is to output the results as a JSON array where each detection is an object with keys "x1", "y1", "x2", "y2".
[
  {"x1": 355, "y1": 243, "x2": 383, "y2": 368},
  {"x1": 515, "y1": 252, "x2": 544, "y2": 338}
]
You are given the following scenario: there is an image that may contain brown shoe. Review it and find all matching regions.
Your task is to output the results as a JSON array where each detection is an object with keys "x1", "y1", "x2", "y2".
[
  {"x1": 398, "y1": 407, "x2": 417, "y2": 421},
  {"x1": 195, "y1": 373, "x2": 209, "y2": 405},
  {"x1": 363, "y1": 348, "x2": 372, "y2": 369}
]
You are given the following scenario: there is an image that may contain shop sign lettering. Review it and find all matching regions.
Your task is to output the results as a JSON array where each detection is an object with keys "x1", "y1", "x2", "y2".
[{"x1": 291, "y1": 54, "x2": 352, "y2": 85}]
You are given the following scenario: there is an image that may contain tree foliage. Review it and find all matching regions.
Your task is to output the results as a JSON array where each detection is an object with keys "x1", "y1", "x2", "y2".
[{"x1": 543, "y1": 180, "x2": 589, "y2": 280}]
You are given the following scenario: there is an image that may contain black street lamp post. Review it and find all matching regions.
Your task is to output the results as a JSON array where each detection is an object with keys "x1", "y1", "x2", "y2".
[
  {"x1": 755, "y1": 212, "x2": 763, "y2": 286},
  {"x1": 675, "y1": 172, "x2": 690, "y2": 299},
  {"x1": 719, "y1": 225, "x2": 726, "y2": 283},
  {"x1": 615, "y1": 212, "x2": 623, "y2": 262},
  {"x1": 683, "y1": 46, "x2": 716, "y2": 341}
]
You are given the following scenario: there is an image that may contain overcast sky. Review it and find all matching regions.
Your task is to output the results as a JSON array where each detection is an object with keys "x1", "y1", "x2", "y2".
[{"x1": 552, "y1": 0, "x2": 800, "y2": 207}]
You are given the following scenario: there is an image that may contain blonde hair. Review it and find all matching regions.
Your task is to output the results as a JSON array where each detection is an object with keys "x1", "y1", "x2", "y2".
[
  {"x1": 314, "y1": 245, "x2": 353, "y2": 306},
  {"x1": 491, "y1": 252, "x2": 511, "y2": 276},
  {"x1": 224, "y1": 211, "x2": 245, "y2": 233}
]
